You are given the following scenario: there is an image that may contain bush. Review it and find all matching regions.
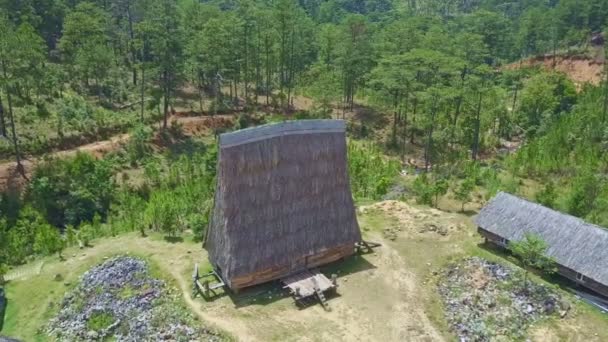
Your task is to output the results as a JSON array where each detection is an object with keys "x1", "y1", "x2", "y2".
[
  {"x1": 348, "y1": 142, "x2": 400, "y2": 200},
  {"x1": 127, "y1": 125, "x2": 153, "y2": 165},
  {"x1": 26, "y1": 153, "x2": 116, "y2": 227},
  {"x1": 87, "y1": 311, "x2": 115, "y2": 331},
  {"x1": 33, "y1": 223, "x2": 64, "y2": 256},
  {"x1": 412, "y1": 173, "x2": 434, "y2": 206},
  {"x1": 144, "y1": 190, "x2": 181, "y2": 237}
]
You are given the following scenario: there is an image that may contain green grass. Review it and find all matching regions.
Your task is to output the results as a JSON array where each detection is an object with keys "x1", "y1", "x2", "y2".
[
  {"x1": 87, "y1": 311, "x2": 115, "y2": 331},
  {"x1": 0, "y1": 232, "x2": 221, "y2": 341},
  {"x1": 117, "y1": 286, "x2": 136, "y2": 300},
  {"x1": 3, "y1": 202, "x2": 608, "y2": 341}
]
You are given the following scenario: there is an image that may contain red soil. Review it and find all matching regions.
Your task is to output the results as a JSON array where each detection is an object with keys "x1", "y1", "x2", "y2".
[{"x1": 504, "y1": 54, "x2": 604, "y2": 88}]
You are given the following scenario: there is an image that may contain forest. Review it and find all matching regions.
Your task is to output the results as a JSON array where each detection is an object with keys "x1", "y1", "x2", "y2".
[{"x1": 0, "y1": 0, "x2": 608, "y2": 275}]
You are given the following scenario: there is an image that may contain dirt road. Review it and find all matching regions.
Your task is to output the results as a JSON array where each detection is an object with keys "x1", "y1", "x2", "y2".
[{"x1": 0, "y1": 115, "x2": 234, "y2": 192}]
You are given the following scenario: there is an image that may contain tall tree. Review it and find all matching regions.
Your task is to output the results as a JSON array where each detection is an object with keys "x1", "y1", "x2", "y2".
[
  {"x1": 337, "y1": 14, "x2": 373, "y2": 111},
  {"x1": 0, "y1": 17, "x2": 44, "y2": 177},
  {"x1": 509, "y1": 233, "x2": 556, "y2": 293},
  {"x1": 59, "y1": 3, "x2": 112, "y2": 94},
  {"x1": 147, "y1": 0, "x2": 184, "y2": 129}
]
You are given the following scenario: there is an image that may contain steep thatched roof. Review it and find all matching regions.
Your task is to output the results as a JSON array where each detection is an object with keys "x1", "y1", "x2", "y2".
[
  {"x1": 476, "y1": 192, "x2": 608, "y2": 286},
  {"x1": 206, "y1": 120, "x2": 361, "y2": 288}
]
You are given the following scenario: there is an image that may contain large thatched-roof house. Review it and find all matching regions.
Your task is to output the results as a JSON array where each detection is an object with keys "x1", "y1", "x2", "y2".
[
  {"x1": 476, "y1": 192, "x2": 608, "y2": 297},
  {"x1": 204, "y1": 120, "x2": 362, "y2": 290}
]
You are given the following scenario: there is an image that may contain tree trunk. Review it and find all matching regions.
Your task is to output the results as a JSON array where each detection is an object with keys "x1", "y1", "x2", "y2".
[
  {"x1": 392, "y1": 91, "x2": 398, "y2": 146},
  {"x1": 199, "y1": 73, "x2": 205, "y2": 113},
  {"x1": 425, "y1": 104, "x2": 437, "y2": 172},
  {"x1": 265, "y1": 36, "x2": 270, "y2": 106},
  {"x1": 401, "y1": 93, "x2": 409, "y2": 161},
  {"x1": 286, "y1": 29, "x2": 296, "y2": 110},
  {"x1": 2, "y1": 61, "x2": 25, "y2": 179},
  {"x1": 0, "y1": 90, "x2": 7, "y2": 137},
  {"x1": 451, "y1": 66, "x2": 467, "y2": 146},
  {"x1": 162, "y1": 70, "x2": 169, "y2": 130},
  {"x1": 472, "y1": 91, "x2": 483, "y2": 161},
  {"x1": 410, "y1": 98, "x2": 417, "y2": 144},
  {"x1": 127, "y1": 1, "x2": 137, "y2": 86},
  {"x1": 244, "y1": 25, "x2": 249, "y2": 106},
  {"x1": 510, "y1": 85, "x2": 518, "y2": 138},
  {"x1": 140, "y1": 64, "x2": 145, "y2": 121},
  {"x1": 603, "y1": 62, "x2": 608, "y2": 123}
]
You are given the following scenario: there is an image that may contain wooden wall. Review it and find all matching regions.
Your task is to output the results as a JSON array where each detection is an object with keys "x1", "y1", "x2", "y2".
[{"x1": 229, "y1": 243, "x2": 355, "y2": 290}]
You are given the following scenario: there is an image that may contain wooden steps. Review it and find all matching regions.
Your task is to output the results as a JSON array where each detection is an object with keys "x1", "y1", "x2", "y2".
[{"x1": 282, "y1": 269, "x2": 335, "y2": 310}]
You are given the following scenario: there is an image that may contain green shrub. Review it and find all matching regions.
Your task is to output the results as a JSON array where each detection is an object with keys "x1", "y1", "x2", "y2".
[
  {"x1": 26, "y1": 153, "x2": 116, "y2": 227},
  {"x1": 412, "y1": 173, "x2": 434, "y2": 206},
  {"x1": 127, "y1": 125, "x2": 153, "y2": 165},
  {"x1": 87, "y1": 311, "x2": 114, "y2": 331},
  {"x1": 33, "y1": 223, "x2": 64, "y2": 256},
  {"x1": 348, "y1": 141, "x2": 399, "y2": 200}
]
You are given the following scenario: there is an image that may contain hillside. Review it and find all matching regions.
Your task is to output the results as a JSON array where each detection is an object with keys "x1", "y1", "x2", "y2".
[
  {"x1": 2, "y1": 0, "x2": 608, "y2": 340},
  {"x1": 505, "y1": 54, "x2": 604, "y2": 87}
]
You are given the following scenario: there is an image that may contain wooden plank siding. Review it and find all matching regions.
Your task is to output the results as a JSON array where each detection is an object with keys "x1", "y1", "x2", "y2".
[{"x1": 229, "y1": 244, "x2": 355, "y2": 290}]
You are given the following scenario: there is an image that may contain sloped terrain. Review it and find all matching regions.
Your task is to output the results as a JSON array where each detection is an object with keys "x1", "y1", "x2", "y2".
[
  {"x1": 3, "y1": 202, "x2": 608, "y2": 341},
  {"x1": 505, "y1": 53, "x2": 604, "y2": 88}
]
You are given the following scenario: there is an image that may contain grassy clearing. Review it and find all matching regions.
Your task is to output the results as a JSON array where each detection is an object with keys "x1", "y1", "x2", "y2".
[
  {"x1": 1, "y1": 202, "x2": 607, "y2": 341},
  {"x1": 0, "y1": 231, "x2": 213, "y2": 341},
  {"x1": 359, "y1": 199, "x2": 608, "y2": 341}
]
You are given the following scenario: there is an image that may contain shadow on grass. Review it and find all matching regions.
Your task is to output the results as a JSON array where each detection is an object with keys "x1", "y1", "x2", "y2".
[
  {"x1": 163, "y1": 236, "x2": 184, "y2": 243},
  {"x1": 459, "y1": 209, "x2": 478, "y2": 217},
  {"x1": 221, "y1": 254, "x2": 377, "y2": 309}
]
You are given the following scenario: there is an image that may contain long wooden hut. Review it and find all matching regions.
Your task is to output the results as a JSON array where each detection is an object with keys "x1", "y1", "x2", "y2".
[
  {"x1": 476, "y1": 192, "x2": 608, "y2": 297},
  {"x1": 204, "y1": 120, "x2": 362, "y2": 291}
]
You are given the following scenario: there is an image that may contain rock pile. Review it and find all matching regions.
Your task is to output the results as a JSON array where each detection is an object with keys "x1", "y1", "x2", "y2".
[
  {"x1": 438, "y1": 257, "x2": 562, "y2": 341},
  {"x1": 47, "y1": 256, "x2": 222, "y2": 341}
]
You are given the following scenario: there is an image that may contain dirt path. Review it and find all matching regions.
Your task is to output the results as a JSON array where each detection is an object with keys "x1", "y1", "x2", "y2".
[
  {"x1": 165, "y1": 261, "x2": 257, "y2": 341},
  {"x1": 188, "y1": 228, "x2": 445, "y2": 342},
  {"x1": 7, "y1": 226, "x2": 447, "y2": 341},
  {"x1": 0, "y1": 115, "x2": 235, "y2": 192}
]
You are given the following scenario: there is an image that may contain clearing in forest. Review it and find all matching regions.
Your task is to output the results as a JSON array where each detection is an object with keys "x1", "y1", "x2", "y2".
[{"x1": 3, "y1": 201, "x2": 608, "y2": 341}]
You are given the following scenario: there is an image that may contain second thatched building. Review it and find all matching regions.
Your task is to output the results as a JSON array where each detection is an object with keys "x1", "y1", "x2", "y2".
[{"x1": 476, "y1": 192, "x2": 608, "y2": 297}]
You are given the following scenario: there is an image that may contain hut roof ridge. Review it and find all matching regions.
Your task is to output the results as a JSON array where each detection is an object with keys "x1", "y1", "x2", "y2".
[{"x1": 219, "y1": 119, "x2": 346, "y2": 148}]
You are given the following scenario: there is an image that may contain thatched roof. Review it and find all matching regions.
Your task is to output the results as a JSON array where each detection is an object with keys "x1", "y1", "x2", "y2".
[
  {"x1": 476, "y1": 192, "x2": 608, "y2": 286},
  {"x1": 205, "y1": 120, "x2": 361, "y2": 288}
]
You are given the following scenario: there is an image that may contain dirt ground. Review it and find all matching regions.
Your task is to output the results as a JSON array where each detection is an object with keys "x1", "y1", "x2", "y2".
[
  {"x1": 3, "y1": 203, "x2": 461, "y2": 341},
  {"x1": 4, "y1": 201, "x2": 608, "y2": 341},
  {"x1": 0, "y1": 115, "x2": 235, "y2": 192},
  {"x1": 504, "y1": 53, "x2": 604, "y2": 88}
]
